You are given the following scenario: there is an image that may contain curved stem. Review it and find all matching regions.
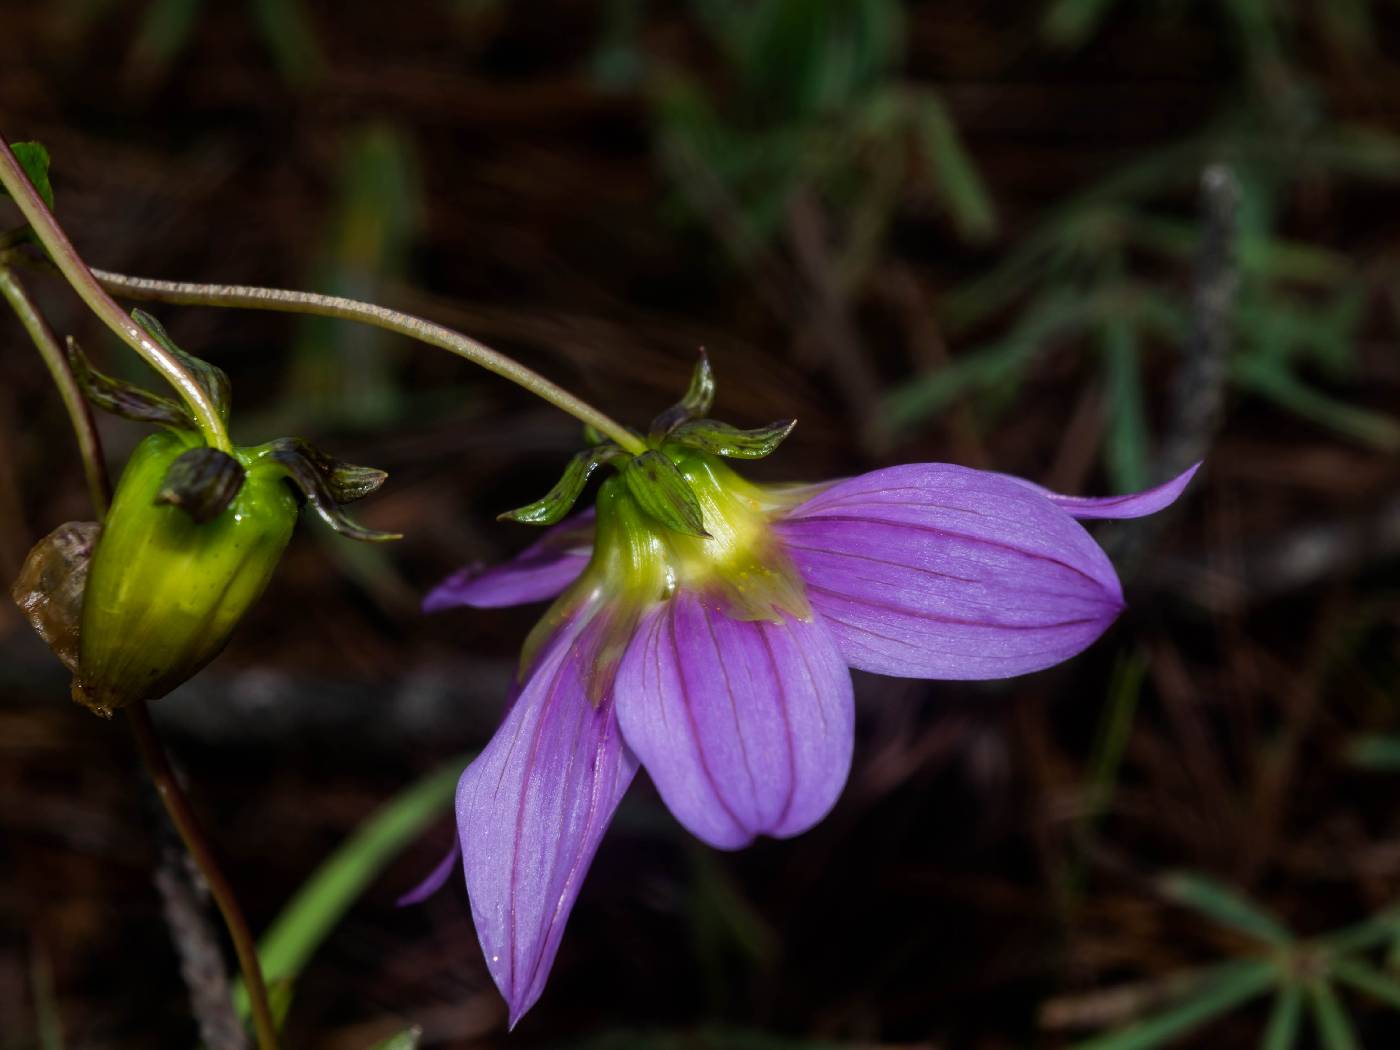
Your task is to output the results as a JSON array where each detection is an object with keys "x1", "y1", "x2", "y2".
[
  {"x1": 0, "y1": 138, "x2": 232, "y2": 451},
  {"x1": 0, "y1": 266, "x2": 111, "y2": 516},
  {"x1": 85, "y1": 269, "x2": 649, "y2": 455},
  {"x1": 127, "y1": 702, "x2": 280, "y2": 1050}
]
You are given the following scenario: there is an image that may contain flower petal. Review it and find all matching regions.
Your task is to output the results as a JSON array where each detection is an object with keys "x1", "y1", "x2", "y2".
[
  {"x1": 456, "y1": 613, "x2": 637, "y2": 1027},
  {"x1": 1004, "y1": 462, "x2": 1201, "y2": 519},
  {"x1": 424, "y1": 509, "x2": 594, "y2": 612},
  {"x1": 615, "y1": 593, "x2": 854, "y2": 850},
  {"x1": 395, "y1": 839, "x2": 461, "y2": 907},
  {"x1": 775, "y1": 463, "x2": 1125, "y2": 680}
]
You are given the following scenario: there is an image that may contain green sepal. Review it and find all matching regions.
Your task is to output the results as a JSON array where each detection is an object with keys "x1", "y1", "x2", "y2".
[
  {"x1": 3, "y1": 141, "x2": 55, "y2": 210},
  {"x1": 131, "y1": 308, "x2": 233, "y2": 424},
  {"x1": 257, "y1": 437, "x2": 387, "y2": 504},
  {"x1": 501, "y1": 444, "x2": 623, "y2": 525},
  {"x1": 254, "y1": 441, "x2": 400, "y2": 543},
  {"x1": 66, "y1": 336, "x2": 195, "y2": 429},
  {"x1": 156, "y1": 447, "x2": 247, "y2": 525},
  {"x1": 623, "y1": 450, "x2": 709, "y2": 537},
  {"x1": 649, "y1": 349, "x2": 716, "y2": 440},
  {"x1": 669, "y1": 417, "x2": 797, "y2": 459}
]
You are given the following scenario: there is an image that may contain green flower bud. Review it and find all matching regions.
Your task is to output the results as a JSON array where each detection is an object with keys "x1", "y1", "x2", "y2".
[{"x1": 73, "y1": 430, "x2": 298, "y2": 716}]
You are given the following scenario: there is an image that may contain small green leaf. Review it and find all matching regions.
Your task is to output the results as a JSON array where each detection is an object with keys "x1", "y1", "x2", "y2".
[
  {"x1": 1102, "y1": 316, "x2": 1150, "y2": 492},
  {"x1": 624, "y1": 451, "x2": 708, "y2": 537},
  {"x1": 267, "y1": 976, "x2": 295, "y2": 1032},
  {"x1": 368, "y1": 1027, "x2": 422, "y2": 1050},
  {"x1": 500, "y1": 445, "x2": 621, "y2": 526},
  {"x1": 1331, "y1": 957, "x2": 1400, "y2": 1010},
  {"x1": 670, "y1": 418, "x2": 796, "y2": 459},
  {"x1": 1069, "y1": 958, "x2": 1276, "y2": 1050},
  {"x1": 1308, "y1": 981, "x2": 1359, "y2": 1050},
  {"x1": 66, "y1": 337, "x2": 195, "y2": 429},
  {"x1": 233, "y1": 759, "x2": 469, "y2": 1018},
  {"x1": 912, "y1": 94, "x2": 997, "y2": 243},
  {"x1": 1262, "y1": 984, "x2": 1302, "y2": 1050},
  {"x1": 4, "y1": 141, "x2": 55, "y2": 210},
  {"x1": 155, "y1": 447, "x2": 246, "y2": 524},
  {"x1": 1158, "y1": 872, "x2": 1293, "y2": 946},
  {"x1": 131, "y1": 308, "x2": 233, "y2": 424},
  {"x1": 650, "y1": 350, "x2": 716, "y2": 439}
]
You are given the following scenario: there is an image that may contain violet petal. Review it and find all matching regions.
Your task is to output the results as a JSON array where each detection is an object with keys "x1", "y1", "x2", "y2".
[
  {"x1": 424, "y1": 509, "x2": 594, "y2": 612},
  {"x1": 1004, "y1": 462, "x2": 1201, "y2": 519},
  {"x1": 455, "y1": 613, "x2": 637, "y2": 1027},
  {"x1": 615, "y1": 593, "x2": 854, "y2": 850},
  {"x1": 395, "y1": 839, "x2": 461, "y2": 907},
  {"x1": 775, "y1": 463, "x2": 1125, "y2": 680}
]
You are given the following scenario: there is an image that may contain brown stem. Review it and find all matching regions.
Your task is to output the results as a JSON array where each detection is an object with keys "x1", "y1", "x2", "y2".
[
  {"x1": 0, "y1": 265, "x2": 111, "y2": 517},
  {"x1": 126, "y1": 702, "x2": 280, "y2": 1050}
]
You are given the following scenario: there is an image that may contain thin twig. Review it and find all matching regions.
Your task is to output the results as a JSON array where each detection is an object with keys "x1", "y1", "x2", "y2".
[
  {"x1": 0, "y1": 266, "x2": 110, "y2": 516},
  {"x1": 126, "y1": 702, "x2": 280, "y2": 1050}
]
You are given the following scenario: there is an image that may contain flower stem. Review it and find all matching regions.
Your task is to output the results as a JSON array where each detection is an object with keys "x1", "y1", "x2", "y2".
[
  {"x1": 84, "y1": 269, "x2": 649, "y2": 456},
  {"x1": 0, "y1": 265, "x2": 111, "y2": 517},
  {"x1": 0, "y1": 137, "x2": 232, "y2": 452},
  {"x1": 126, "y1": 701, "x2": 281, "y2": 1050}
]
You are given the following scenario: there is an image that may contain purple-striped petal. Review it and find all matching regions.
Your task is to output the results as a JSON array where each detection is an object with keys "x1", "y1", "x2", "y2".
[
  {"x1": 614, "y1": 593, "x2": 854, "y2": 850},
  {"x1": 456, "y1": 613, "x2": 637, "y2": 1027},
  {"x1": 424, "y1": 509, "x2": 594, "y2": 612},
  {"x1": 775, "y1": 463, "x2": 1125, "y2": 680},
  {"x1": 396, "y1": 839, "x2": 461, "y2": 907},
  {"x1": 1004, "y1": 462, "x2": 1202, "y2": 519}
]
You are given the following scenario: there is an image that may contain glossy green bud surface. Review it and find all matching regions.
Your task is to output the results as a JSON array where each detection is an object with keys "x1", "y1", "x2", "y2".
[{"x1": 74, "y1": 430, "x2": 298, "y2": 715}]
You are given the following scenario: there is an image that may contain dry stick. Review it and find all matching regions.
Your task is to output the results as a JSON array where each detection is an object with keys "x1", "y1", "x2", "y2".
[
  {"x1": 82, "y1": 269, "x2": 648, "y2": 456},
  {"x1": 0, "y1": 138, "x2": 232, "y2": 451},
  {"x1": 0, "y1": 266, "x2": 111, "y2": 516},
  {"x1": 128, "y1": 702, "x2": 280, "y2": 1050}
]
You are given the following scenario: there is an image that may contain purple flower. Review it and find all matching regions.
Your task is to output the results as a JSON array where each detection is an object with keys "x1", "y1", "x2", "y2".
[{"x1": 422, "y1": 450, "x2": 1198, "y2": 1025}]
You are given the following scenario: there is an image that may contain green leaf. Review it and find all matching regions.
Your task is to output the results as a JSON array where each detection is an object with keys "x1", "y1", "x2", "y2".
[
  {"x1": 650, "y1": 350, "x2": 716, "y2": 439},
  {"x1": 247, "y1": 0, "x2": 326, "y2": 87},
  {"x1": 624, "y1": 451, "x2": 708, "y2": 537},
  {"x1": 1230, "y1": 357, "x2": 1400, "y2": 451},
  {"x1": 1102, "y1": 315, "x2": 1150, "y2": 493},
  {"x1": 1308, "y1": 981, "x2": 1359, "y2": 1050},
  {"x1": 1330, "y1": 957, "x2": 1400, "y2": 1010},
  {"x1": 131, "y1": 309, "x2": 233, "y2": 424},
  {"x1": 233, "y1": 759, "x2": 468, "y2": 1018},
  {"x1": 1345, "y1": 734, "x2": 1400, "y2": 772},
  {"x1": 1261, "y1": 984, "x2": 1302, "y2": 1050},
  {"x1": 1157, "y1": 872, "x2": 1293, "y2": 946},
  {"x1": 368, "y1": 1027, "x2": 422, "y2": 1050},
  {"x1": 670, "y1": 418, "x2": 796, "y2": 459},
  {"x1": 912, "y1": 94, "x2": 997, "y2": 243},
  {"x1": 499, "y1": 445, "x2": 621, "y2": 525},
  {"x1": 1070, "y1": 958, "x2": 1276, "y2": 1050},
  {"x1": 155, "y1": 447, "x2": 246, "y2": 524},
  {"x1": 5, "y1": 141, "x2": 55, "y2": 210},
  {"x1": 1319, "y1": 907, "x2": 1400, "y2": 955},
  {"x1": 65, "y1": 336, "x2": 195, "y2": 429}
]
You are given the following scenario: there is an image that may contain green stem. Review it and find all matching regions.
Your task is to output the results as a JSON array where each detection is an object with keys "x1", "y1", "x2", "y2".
[
  {"x1": 0, "y1": 266, "x2": 111, "y2": 517},
  {"x1": 126, "y1": 702, "x2": 280, "y2": 1050},
  {"x1": 86, "y1": 269, "x2": 649, "y2": 456},
  {"x1": 0, "y1": 137, "x2": 232, "y2": 451}
]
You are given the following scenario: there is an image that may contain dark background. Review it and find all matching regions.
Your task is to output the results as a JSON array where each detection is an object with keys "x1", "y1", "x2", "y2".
[{"x1": 2, "y1": 1, "x2": 1400, "y2": 1047}]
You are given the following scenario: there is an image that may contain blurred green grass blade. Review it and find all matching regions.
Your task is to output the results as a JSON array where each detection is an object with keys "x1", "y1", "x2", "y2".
[
  {"x1": 1042, "y1": 0, "x2": 1119, "y2": 49},
  {"x1": 1308, "y1": 981, "x2": 1359, "y2": 1050},
  {"x1": 1070, "y1": 958, "x2": 1276, "y2": 1050},
  {"x1": 1230, "y1": 358, "x2": 1400, "y2": 451},
  {"x1": 248, "y1": 0, "x2": 326, "y2": 87},
  {"x1": 913, "y1": 94, "x2": 997, "y2": 243},
  {"x1": 233, "y1": 758, "x2": 468, "y2": 1016},
  {"x1": 1157, "y1": 872, "x2": 1292, "y2": 945},
  {"x1": 1331, "y1": 957, "x2": 1400, "y2": 1010},
  {"x1": 1320, "y1": 906, "x2": 1400, "y2": 954},
  {"x1": 1102, "y1": 315, "x2": 1149, "y2": 492},
  {"x1": 1345, "y1": 734, "x2": 1400, "y2": 772},
  {"x1": 29, "y1": 943, "x2": 65, "y2": 1050},
  {"x1": 128, "y1": 0, "x2": 203, "y2": 77},
  {"x1": 1085, "y1": 648, "x2": 1146, "y2": 818},
  {"x1": 369, "y1": 1027, "x2": 422, "y2": 1050},
  {"x1": 1261, "y1": 984, "x2": 1302, "y2": 1050}
]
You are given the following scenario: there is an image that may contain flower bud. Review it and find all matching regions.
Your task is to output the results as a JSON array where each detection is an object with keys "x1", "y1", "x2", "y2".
[{"x1": 72, "y1": 430, "x2": 298, "y2": 716}]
